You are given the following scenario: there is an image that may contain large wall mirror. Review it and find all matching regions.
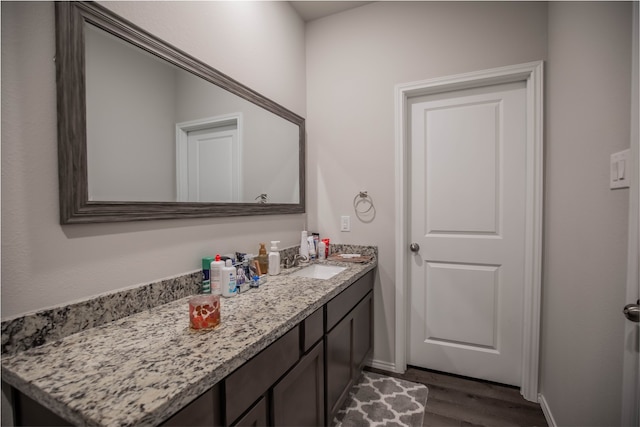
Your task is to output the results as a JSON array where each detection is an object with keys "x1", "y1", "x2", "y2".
[{"x1": 55, "y1": 1, "x2": 305, "y2": 223}]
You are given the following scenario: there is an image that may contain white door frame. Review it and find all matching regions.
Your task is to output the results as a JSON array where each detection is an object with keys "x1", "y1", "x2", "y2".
[
  {"x1": 394, "y1": 61, "x2": 544, "y2": 402},
  {"x1": 621, "y1": 3, "x2": 639, "y2": 424}
]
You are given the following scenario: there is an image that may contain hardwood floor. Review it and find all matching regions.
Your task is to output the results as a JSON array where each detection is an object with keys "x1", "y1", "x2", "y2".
[{"x1": 366, "y1": 366, "x2": 548, "y2": 427}]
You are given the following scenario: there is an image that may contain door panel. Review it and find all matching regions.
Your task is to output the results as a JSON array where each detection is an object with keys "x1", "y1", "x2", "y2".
[
  {"x1": 409, "y1": 81, "x2": 526, "y2": 386},
  {"x1": 425, "y1": 101, "x2": 499, "y2": 234},
  {"x1": 186, "y1": 127, "x2": 239, "y2": 202},
  {"x1": 425, "y1": 262, "x2": 499, "y2": 349}
]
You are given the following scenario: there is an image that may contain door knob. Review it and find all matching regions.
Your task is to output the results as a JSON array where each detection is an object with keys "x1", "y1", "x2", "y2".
[
  {"x1": 623, "y1": 300, "x2": 640, "y2": 323},
  {"x1": 409, "y1": 243, "x2": 420, "y2": 252}
]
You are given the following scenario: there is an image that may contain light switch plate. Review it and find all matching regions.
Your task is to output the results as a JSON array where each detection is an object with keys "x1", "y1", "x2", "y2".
[
  {"x1": 610, "y1": 149, "x2": 631, "y2": 189},
  {"x1": 341, "y1": 215, "x2": 351, "y2": 232}
]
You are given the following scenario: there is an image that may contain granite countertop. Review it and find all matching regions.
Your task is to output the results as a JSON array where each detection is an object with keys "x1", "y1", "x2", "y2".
[{"x1": 1, "y1": 258, "x2": 376, "y2": 427}]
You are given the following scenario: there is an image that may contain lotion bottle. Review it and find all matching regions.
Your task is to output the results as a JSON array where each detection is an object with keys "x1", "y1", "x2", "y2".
[
  {"x1": 268, "y1": 241, "x2": 281, "y2": 276},
  {"x1": 222, "y1": 259, "x2": 237, "y2": 297},
  {"x1": 210, "y1": 254, "x2": 225, "y2": 295}
]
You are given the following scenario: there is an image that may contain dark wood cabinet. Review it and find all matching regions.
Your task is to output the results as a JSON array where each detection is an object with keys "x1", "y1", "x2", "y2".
[
  {"x1": 6, "y1": 386, "x2": 70, "y2": 427},
  {"x1": 233, "y1": 397, "x2": 267, "y2": 427},
  {"x1": 352, "y1": 292, "x2": 373, "y2": 372},
  {"x1": 301, "y1": 307, "x2": 324, "y2": 352},
  {"x1": 224, "y1": 326, "x2": 300, "y2": 425},
  {"x1": 326, "y1": 271, "x2": 374, "y2": 331},
  {"x1": 272, "y1": 341, "x2": 324, "y2": 426},
  {"x1": 325, "y1": 271, "x2": 374, "y2": 423},
  {"x1": 326, "y1": 310, "x2": 353, "y2": 420},
  {"x1": 161, "y1": 386, "x2": 222, "y2": 426}
]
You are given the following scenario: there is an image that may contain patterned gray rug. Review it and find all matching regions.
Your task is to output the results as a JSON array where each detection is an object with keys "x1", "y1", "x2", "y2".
[{"x1": 333, "y1": 371, "x2": 429, "y2": 427}]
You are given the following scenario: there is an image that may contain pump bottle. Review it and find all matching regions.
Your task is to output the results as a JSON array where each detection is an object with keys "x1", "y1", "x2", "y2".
[
  {"x1": 268, "y1": 241, "x2": 281, "y2": 276},
  {"x1": 256, "y1": 243, "x2": 269, "y2": 275}
]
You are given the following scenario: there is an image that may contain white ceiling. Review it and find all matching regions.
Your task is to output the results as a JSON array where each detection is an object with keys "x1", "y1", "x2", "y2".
[{"x1": 289, "y1": 1, "x2": 373, "y2": 22}]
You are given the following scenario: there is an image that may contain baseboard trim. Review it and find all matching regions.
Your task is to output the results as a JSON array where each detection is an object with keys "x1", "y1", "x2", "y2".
[
  {"x1": 538, "y1": 393, "x2": 558, "y2": 427},
  {"x1": 366, "y1": 358, "x2": 404, "y2": 374}
]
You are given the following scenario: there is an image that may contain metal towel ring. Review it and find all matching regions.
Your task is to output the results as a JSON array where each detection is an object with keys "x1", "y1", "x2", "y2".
[{"x1": 353, "y1": 191, "x2": 374, "y2": 214}]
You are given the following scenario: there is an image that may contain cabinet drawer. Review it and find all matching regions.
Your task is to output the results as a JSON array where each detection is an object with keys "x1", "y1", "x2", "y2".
[
  {"x1": 225, "y1": 326, "x2": 300, "y2": 424},
  {"x1": 301, "y1": 307, "x2": 323, "y2": 352},
  {"x1": 326, "y1": 270, "x2": 374, "y2": 331}
]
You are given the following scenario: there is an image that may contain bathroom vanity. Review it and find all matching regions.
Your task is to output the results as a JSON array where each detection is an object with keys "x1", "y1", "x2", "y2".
[{"x1": 2, "y1": 257, "x2": 375, "y2": 426}]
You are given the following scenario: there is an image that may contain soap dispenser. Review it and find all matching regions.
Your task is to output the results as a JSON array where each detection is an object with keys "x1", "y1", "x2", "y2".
[
  {"x1": 268, "y1": 241, "x2": 281, "y2": 276},
  {"x1": 256, "y1": 243, "x2": 269, "y2": 275}
]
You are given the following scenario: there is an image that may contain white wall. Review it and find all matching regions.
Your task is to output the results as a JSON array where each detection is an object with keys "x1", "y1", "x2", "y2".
[
  {"x1": 305, "y1": 0, "x2": 548, "y2": 369},
  {"x1": 541, "y1": 3, "x2": 632, "y2": 425},
  {"x1": 1, "y1": 1, "x2": 306, "y2": 318}
]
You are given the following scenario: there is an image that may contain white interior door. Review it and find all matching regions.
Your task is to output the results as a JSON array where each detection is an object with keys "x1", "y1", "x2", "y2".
[
  {"x1": 186, "y1": 127, "x2": 239, "y2": 202},
  {"x1": 408, "y1": 81, "x2": 527, "y2": 386}
]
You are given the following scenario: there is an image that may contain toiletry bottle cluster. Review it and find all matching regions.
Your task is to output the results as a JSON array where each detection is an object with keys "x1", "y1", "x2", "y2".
[
  {"x1": 300, "y1": 230, "x2": 329, "y2": 260},
  {"x1": 200, "y1": 234, "x2": 329, "y2": 298},
  {"x1": 201, "y1": 242, "x2": 284, "y2": 298}
]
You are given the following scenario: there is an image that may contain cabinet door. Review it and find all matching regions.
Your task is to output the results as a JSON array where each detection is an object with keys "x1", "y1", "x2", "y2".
[
  {"x1": 233, "y1": 396, "x2": 267, "y2": 427},
  {"x1": 272, "y1": 341, "x2": 325, "y2": 427},
  {"x1": 352, "y1": 293, "x2": 373, "y2": 372},
  {"x1": 325, "y1": 291, "x2": 374, "y2": 423},
  {"x1": 225, "y1": 326, "x2": 300, "y2": 425},
  {"x1": 161, "y1": 385, "x2": 222, "y2": 426},
  {"x1": 9, "y1": 387, "x2": 70, "y2": 426},
  {"x1": 325, "y1": 312, "x2": 353, "y2": 422}
]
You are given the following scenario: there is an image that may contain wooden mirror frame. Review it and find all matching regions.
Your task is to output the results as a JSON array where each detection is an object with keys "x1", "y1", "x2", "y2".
[{"x1": 55, "y1": 1, "x2": 305, "y2": 224}]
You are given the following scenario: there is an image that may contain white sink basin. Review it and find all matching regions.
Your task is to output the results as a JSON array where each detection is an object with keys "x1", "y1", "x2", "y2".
[{"x1": 290, "y1": 264, "x2": 347, "y2": 280}]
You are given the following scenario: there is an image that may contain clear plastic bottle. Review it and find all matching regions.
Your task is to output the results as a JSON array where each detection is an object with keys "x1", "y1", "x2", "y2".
[
  {"x1": 268, "y1": 241, "x2": 281, "y2": 276},
  {"x1": 222, "y1": 259, "x2": 237, "y2": 297}
]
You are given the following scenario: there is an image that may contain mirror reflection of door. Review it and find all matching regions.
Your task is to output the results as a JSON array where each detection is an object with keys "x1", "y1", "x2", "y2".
[
  {"x1": 187, "y1": 127, "x2": 239, "y2": 202},
  {"x1": 176, "y1": 115, "x2": 242, "y2": 202}
]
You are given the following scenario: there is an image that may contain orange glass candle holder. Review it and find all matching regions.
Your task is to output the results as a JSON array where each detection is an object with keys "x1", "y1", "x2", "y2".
[{"x1": 189, "y1": 295, "x2": 221, "y2": 330}]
